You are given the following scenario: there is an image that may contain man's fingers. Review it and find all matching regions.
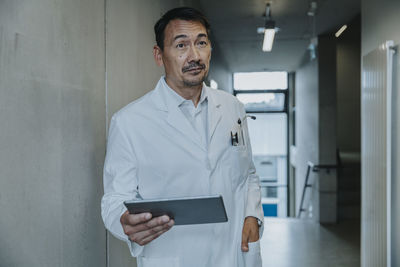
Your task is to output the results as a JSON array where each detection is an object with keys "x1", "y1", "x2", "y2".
[
  {"x1": 241, "y1": 230, "x2": 249, "y2": 252},
  {"x1": 128, "y1": 212, "x2": 152, "y2": 226},
  {"x1": 138, "y1": 228, "x2": 169, "y2": 246},
  {"x1": 129, "y1": 215, "x2": 171, "y2": 234},
  {"x1": 140, "y1": 220, "x2": 174, "y2": 245},
  {"x1": 121, "y1": 211, "x2": 152, "y2": 226},
  {"x1": 146, "y1": 215, "x2": 170, "y2": 228},
  {"x1": 138, "y1": 219, "x2": 173, "y2": 238},
  {"x1": 129, "y1": 219, "x2": 174, "y2": 245},
  {"x1": 126, "y1": 217, "x2": 163, "y2": 233}
]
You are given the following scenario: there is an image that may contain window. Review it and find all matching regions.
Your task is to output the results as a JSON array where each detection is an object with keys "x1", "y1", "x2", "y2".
[
  {"x1": 236, "y1": 93, "x2": 285, "y2": 112},
  {"x1": 234, "y1": 71, "x2": 287, "y2": 90}
]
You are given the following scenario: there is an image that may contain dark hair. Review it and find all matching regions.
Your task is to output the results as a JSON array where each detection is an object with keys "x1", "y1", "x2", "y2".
[{"x1": 154, "y1": 7, "x2": 211, "y2": 50}]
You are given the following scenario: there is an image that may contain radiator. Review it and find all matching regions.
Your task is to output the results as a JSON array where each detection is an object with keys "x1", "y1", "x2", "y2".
[{"x1": 361, "y1": 41, "x2": 395, "y2": 267}]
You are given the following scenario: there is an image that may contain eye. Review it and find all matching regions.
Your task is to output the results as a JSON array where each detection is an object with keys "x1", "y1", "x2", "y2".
[
  {"x1": 176, "y1": 43, "x2": 185, "y2": 49},
  {"x1": 198, "y1": 41, "x2": 208, "y2": 47}
]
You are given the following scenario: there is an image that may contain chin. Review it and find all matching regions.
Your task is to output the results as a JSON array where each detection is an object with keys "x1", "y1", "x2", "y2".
[
  {"x1": 183, "y1": 76, "x2": 206, "y2": 87},
  {"x1": 183, "y1": 71, "x2": 208, "y2": 87}
]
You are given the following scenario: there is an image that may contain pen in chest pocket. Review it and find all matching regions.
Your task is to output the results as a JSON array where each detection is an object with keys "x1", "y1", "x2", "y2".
[{"x1": 230, "y1": 115, "x2": 256, "y2": 146}]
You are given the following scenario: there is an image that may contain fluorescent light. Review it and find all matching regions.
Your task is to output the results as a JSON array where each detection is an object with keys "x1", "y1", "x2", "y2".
[
  {"x1": 262, "y1": 29, "x2": 275, "y2": 52},
  {"x1": 335, "y1": 25, "x2": 347, "y2": 38}
]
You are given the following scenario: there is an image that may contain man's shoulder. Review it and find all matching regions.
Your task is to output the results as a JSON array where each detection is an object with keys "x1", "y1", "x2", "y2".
[
  {"x1": 112, "y1": 90, "x2": 155, "y2": 122},
  {"x1": 207, "y1": 87, "x2": 244, "y2": 108}
]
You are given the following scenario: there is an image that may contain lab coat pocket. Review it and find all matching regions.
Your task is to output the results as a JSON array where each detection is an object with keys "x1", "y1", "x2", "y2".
[
  {"x1": 137, "y1": 256, "x2": 179, "y2": 267},
  {"x1": 244, "y1": 240, "x2": 262, "y2": 267},
  {"x1": 227, "y1": 146, "x2": 250, "y2": 191}
]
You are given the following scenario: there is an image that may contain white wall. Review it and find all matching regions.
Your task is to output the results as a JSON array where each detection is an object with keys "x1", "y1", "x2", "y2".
[{"x1": 361, "y1": 0, "x2": 400, "y2": 265}]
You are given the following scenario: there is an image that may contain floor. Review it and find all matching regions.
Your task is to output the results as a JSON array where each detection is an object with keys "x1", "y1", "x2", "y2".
[{"x1": 260, "y1": 218, "x2": 360, "y2": 267}]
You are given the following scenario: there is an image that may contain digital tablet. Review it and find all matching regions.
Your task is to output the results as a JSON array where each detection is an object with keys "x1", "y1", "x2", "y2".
[{"x1": 124, "y1": 195, "x2": 228, "y2": 225}]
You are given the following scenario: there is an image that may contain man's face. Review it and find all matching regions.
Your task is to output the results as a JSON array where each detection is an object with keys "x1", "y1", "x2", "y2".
[{"x1": 154, "y1": 19, "x2": 211, "y2": 89}]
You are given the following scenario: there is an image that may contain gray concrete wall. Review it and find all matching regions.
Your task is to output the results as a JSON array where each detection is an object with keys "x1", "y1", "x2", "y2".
[
  {"x1": 337, "y1": 16, "x2": 361, "y2": 154},
  {"x1": 294, "y1": 35, "x2": 338, "y2": 223},
  {"x1": 0, "y1": 1, "x2": 106, "y2": 266},
  {"x1": 317, "y1": 35, "x2": 338, "y2": 223},
  {"x1": 207, "y1": 42, "x2": 233, "y2": 92},
  {"x1": 294, "y1": 59, "x2": 319, "y2": 219},
  {"x1": 361, "y1": 0, "x2": 400, "y2": 265},
  {"x1": 336, "y1": 15, "x2": 361, "y2": 221},
  {"x1": 106, "y1": 0, "x2": 178, "y2": 122}
]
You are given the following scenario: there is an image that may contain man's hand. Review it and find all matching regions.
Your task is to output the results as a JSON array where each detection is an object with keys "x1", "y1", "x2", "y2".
[
  {"x1": 120, "y1": 211, "x2": 174, "y2": 246},
  {"x1": 241, "y1": 216, "x2": 260, "y2": 252}
]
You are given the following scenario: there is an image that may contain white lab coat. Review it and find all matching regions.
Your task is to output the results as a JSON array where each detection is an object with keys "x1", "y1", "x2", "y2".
[{"x1": 101, "y1": 77, "x2": 264, "y2": 267}]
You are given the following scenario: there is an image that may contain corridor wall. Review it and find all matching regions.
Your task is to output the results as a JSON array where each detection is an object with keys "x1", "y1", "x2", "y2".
[
  {"x1": 294, "y1": 60, "x2": 319, "y2": 219},
  {"x1": 294, "y1": 35, "x2": 338, "y2": 223},
  {"x1": 0, "y1": 0, "x2": 107, "y2": 266}
]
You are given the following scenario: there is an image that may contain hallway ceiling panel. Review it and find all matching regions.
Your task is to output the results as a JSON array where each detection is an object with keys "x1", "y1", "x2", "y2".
[{"x1": 199, "y1": 0, "x2": 360, "y2": 72}]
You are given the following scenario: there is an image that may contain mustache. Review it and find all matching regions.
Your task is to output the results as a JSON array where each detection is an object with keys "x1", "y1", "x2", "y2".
[{"x1": 182, "y1": 62, "x2": 206, "y2": 73}]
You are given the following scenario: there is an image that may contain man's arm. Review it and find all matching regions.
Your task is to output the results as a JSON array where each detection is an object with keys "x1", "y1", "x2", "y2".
[
  {"x1": 238, "y1": 105, "x2": 264, "y2": 252},
  {"x1": 241, "y1": 161, "x2": 263, "y2": 252},
  {"x1": 101, "y1": 115, "x2": 173, "y2": 256}
]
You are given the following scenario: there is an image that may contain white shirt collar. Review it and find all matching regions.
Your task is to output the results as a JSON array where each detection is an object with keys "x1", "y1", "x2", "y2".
[{"x1": 161, "y1": 76, "x2": 208, "y2": 109}]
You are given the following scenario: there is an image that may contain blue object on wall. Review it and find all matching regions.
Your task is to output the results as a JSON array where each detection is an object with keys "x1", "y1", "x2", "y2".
[{"x1": 262, "y1": 203, "x2": 278, "y2": 217}]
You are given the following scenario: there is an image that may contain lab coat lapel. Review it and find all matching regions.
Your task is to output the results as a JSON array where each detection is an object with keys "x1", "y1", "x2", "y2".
[
  {"x1": 151, "y1": 79, "x2": 206, "y2": 152},
  {"x1": 208, "y1": 90, "x2": 222, "y2": 143}
]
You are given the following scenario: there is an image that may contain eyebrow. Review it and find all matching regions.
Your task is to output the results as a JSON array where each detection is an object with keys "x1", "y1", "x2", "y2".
[
  {"x1": 173, "y1": 34, "x2": 187, "y2": 41},
  {"x1": 173, "y1": 33, "x2": 208, "y2": 42}
]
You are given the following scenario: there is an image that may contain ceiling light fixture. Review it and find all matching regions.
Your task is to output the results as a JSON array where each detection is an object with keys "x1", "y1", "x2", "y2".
[
  {"x1": 307, "y1": 1, "x2": 318, "y2": 60},
  {"x1": 262, "y1": 3, "x2": 276, "y2": 52},
  {"x1": 335, "y1": 25, "x2": 347, "y2": 38}
]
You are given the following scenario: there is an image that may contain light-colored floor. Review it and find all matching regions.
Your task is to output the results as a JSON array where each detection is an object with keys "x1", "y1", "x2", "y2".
[{"x1": 260, "y1": 218, "x2": 360, "y2": 267}]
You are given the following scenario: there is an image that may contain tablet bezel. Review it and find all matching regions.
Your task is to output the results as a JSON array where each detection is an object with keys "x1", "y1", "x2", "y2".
[{"x1": 124, "y1": 195, "x2": 228, "y2": 225}]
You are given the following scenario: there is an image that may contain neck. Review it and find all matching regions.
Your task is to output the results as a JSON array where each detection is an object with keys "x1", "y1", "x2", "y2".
[{"x1": 165, "y1": 77, "x2": 203, "y2": 107}]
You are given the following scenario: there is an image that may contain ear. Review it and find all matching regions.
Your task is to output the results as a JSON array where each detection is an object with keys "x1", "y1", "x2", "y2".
[{"x1": 153, "y1": 45, "x2": 164, "y2": 67}]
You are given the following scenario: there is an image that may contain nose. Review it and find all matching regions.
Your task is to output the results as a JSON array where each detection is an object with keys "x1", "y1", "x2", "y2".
[{"x1": 188, "y1": 44, "x2": 200, "y2": 62}]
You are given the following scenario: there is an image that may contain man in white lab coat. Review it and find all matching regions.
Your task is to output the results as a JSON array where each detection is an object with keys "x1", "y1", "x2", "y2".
[{"x1": 101, "y1": 7, "x2": 264, "y2": 267}]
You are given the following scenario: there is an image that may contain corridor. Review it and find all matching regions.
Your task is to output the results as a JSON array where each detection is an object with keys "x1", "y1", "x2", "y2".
[
  {"x1": 0, "y1": 0, "x2": 399, "y2": 266},
  {"x1": 261, "y1": 218, "x2": 360, "y2": 267}
]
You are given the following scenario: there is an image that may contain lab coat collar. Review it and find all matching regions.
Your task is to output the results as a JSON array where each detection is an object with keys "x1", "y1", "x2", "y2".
[
  {"x1": 151, "y1": 77, "x2": 208, "y2": 109},
  {"x1": 162, "y1": 77, "x2": 208, "y2": 110},
  {"x1": 151, "y1": 76, "x2": 222, "y2": 150},
  {"x1": 152, "y1": 77, "x2": 207, "y2": 151}
]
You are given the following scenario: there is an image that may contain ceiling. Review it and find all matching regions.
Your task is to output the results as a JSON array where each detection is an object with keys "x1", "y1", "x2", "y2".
[{"x1": 198, "y1": 0, "x2": 360, "y2": 72}]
